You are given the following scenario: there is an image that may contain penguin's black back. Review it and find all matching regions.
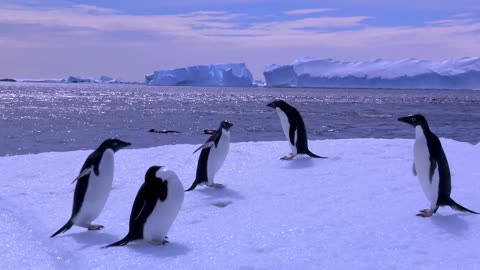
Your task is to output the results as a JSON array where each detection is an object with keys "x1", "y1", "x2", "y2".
[
  {"x1": 194, "y1": 147, "x2": 212, "y2": 185},
  {"x1": 191, "y1": 127, "x2": 223, "y2": 188},
  {"x1": 104, "y1": 175, "x2": 168, "y2": 247},
  {"x1": 126, "y1": 183, "x2": 159, "y2": 239},
  {"x1": 71, "y1": 149, "x2": 104, "y2": 217},
  {"x1": 424, "y1": 129, "x2": 452, "y2": 202},
  {"x1": 283, "y1": 105, "x2": 309, "y2": 154}
]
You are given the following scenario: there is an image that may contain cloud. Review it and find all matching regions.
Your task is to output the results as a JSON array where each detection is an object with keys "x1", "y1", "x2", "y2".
[
  {"x1": 0, "y1": 5, "x2": 370, "y2": 48},
  {"x1": 1, "y1": 5, "x2": 479, "y2": 52},
  {"x1": 72, "y1": 4, "x2": 119, "y2": 14},
  {"x1": 284, "y1": 8, "x2": 335, "y2": 15},
  {"x1": 1, "y1": 3, "x2": 480, "y2": 80}
]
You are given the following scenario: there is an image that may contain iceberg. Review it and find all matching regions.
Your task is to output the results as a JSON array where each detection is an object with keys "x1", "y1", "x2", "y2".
[
  {"x1": 145, "y1": 63, "x2": 254, "y2": 87},
  {"x1": 19, "y1": 75, "x2": 137, "y2": 84},
  {"x1": 264, "y1": 57, "x2": 480, "y2": 90},
  {"x1": 65, "y1": 76, "x2": 97, "y2": 83}
]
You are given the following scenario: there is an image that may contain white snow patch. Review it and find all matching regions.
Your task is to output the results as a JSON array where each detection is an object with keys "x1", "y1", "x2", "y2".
[{"x1": 1, "y1": 139, "x2": 479, "y2": 269}]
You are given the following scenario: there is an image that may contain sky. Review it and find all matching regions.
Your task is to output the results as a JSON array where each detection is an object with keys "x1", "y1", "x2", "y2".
[{"x1": 1, "y1": 0, "x2": 480, "y2": 81}]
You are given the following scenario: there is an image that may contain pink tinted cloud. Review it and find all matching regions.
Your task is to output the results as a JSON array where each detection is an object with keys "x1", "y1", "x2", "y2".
[
  {"x1": 284, "y1": 8, "x2": 335, "y2": 15},
  {"x1": 1, "y1": 4, "x2": 480, "y2": 80}
]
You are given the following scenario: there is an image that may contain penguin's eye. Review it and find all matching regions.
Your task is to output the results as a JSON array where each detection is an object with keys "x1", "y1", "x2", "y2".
[
  {"x1": 411, "y1": 117, "x2": 416, "y2": 122},
  {"x1": 112, "y1": 142, "x2": 118, "y2": 146}
]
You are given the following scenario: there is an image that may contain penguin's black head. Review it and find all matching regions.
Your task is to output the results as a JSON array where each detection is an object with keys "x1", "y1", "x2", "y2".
[
  {"x1": 100, "y1": 138, "x2": 131, "y2": 152},
  {"x1": 145, "y1": 165, "x2": 169, "y2": 202},
  {"x1": 219, "y1": 120, "x2": 233, "y2": 131},
  {"x1": 145, "y1": 165, "x2": 163, "y2": 181},
  {"x1": 267, "y1": 99, "x2": 289, "y2": 110},
  {"x1": 398, "y1": 114, "x2": 429, "y2": 128}
]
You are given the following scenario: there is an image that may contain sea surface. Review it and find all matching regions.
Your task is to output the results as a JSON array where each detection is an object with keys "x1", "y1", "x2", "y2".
[{"x1": 0, "y1": 82, "x2": 479, "y2": 156}]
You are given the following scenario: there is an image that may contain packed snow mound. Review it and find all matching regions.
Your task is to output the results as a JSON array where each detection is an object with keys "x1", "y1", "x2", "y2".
[
  {"x1": 145, "y1": 63, "x2": 254, "y2": 86},
  {"x1": 264, "y1": 57, "x2": 480, "y2": 89},
  {"x1": 1, "y1": 139, "x2": 480, "y2": 269}
]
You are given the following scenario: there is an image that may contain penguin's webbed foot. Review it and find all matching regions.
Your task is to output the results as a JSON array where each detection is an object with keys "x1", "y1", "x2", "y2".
[
  {"x1": 207, "y1": 183, "x2": 225, "y2": 189},
  {"x1": 416, "y1": 209, "x2": 433, "y2": 217},
  {"x1": 87, "y1": 224, "x2": 104, "y2": 230},
  {"x1": 280, "y1": 154, "x2": 296, "y2": 160},
  {"x1": 151, "y1": 239, "x2": 169, "y2": 245}
]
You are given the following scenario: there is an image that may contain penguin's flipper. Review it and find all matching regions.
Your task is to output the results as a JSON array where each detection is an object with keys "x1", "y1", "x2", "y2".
[
  {"x1": 71, "y1": 165, "x2": 94, "y2": 184},
  {"x1": 193, "y1": 131, "x2": 221, "y2": 153},
  {"x1": 428, "y1": 157, "x2": 437, "y2": 183},
  {"x1": 103, "y1": 235, "x2": 131, "y2": 248},
  {"x1": 447, "y1": 198, "x2": 479, "y2": 214},
  {"x1": 288, "y1": 125, "x2": 296, "y2": 146},
  {"x1": 193, "y1": 141, "x2": 214, "y2": 154},
  {"x1": 306, "y1": 150, "x2": 327, "y2": 159},
  {"x1": 50, "y1": 220, "x2": 74, "y2": 238}
]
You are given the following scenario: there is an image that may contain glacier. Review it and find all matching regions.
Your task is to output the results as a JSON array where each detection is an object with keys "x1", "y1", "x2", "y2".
[
  {"x1": 145, "y1": 63, "x2": 254, "y2": 87},
  {"x1": 264, "y1": 57, "x2": 480, "y2": 90}
]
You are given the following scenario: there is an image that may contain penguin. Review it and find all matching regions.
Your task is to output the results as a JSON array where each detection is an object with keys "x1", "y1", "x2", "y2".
[
  {"x1": 104, "y1": 166, "x2": 184, "y2": 247},
  {"x1": 185, "y1": 120, "x2": 233, "y2": 191},
  {"x1": 398, "y1": 114, "x2": 478, "y2": 217},
  {"x1": 50, "y1": 138, "x2": 131, "y2": 238},
  {"x1": 267, "y1": 99, "x2": 326, "y2": 160}
]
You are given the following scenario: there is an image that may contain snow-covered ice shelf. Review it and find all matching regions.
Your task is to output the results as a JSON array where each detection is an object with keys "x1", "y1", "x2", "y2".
[{"x1": 264, "y1": 57, "x2": 480, "y2": 90}]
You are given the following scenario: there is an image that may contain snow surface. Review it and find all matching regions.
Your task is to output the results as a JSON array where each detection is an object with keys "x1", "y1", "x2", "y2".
[
  {"x1": 264, "y1": 57, "x2": 480, "y2": 89},
  {"x1": 1, "y1": 139, "x2": 480, "y2": 269},
  {"x1": 145, "y1": 63, "x2": 254, "y2": 87}
]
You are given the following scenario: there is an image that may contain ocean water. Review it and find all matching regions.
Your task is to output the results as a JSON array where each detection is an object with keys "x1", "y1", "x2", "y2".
[{"x1": 0, "y1": 82, "x2": 479, "y2": 156}]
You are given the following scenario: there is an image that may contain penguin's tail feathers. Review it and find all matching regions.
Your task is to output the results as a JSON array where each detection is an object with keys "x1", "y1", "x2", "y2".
[
  {"x1": 185, "y1": 182, "x2": 197, "y2": 192},
  {"x1": 446, "y1": 197, "x2": 479, "y2": 214},
  {"x1": 103, "y1": 235, "x2": 131, "y2": 248},
  {"x1": 306, "y1": 150, "x2": 327, "y2": 159},
  {"x1": 50, "y1": 220, "x2": 74, "y2": 238},
  {"x1": 185, "y1": 181, "x2": 198, "y2": 192}
]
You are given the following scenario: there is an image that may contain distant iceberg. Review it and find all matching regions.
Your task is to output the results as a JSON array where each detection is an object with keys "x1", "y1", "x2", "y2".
[
  {"x1": 145, "y1": 63, "x2": 254, "y2": 87},
  {"x1": 264, "y1": 57, "x2": 480, "y2": 90},
  {"x1": 20, "y1": 75, "x2": 136, "y2": 84},
  {"x1": 65, "y1": 76, "x2": 97, "y2": 83}
]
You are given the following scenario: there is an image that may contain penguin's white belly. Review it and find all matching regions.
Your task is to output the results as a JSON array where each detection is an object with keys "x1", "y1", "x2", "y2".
[
  {"x1": 143, "y1": 180, "x2": 184, "y2": 243},
  {"x1": 275, "y1": 108, "x2": 296, "y2": 154},
  {"x1": 74, "y1": 149, "x2": 114, "y2": 225},
  {"x1": 207, "y1": 131, "x2": 230, "y2": 184},
  {"x1": 414, "y1": 127, "x2": 439, "y2": 207}
]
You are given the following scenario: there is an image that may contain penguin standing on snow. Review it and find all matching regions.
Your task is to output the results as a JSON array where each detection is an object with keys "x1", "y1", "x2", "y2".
[
  {"x1": 398, "y1": 114, "x2": 478, "y2": 217},
  {"x1": 104, "y1": 166, "x2": 184, "y2": 247},
  {"x1": 50, "y1": 138, "x2": 131, "y2": 238},
  {"x1": 186, "y1": 120, "x2": 233, "y2": 191},
  {"x1": 267, "y1": 99, "x2": 326, "y2": 160}
]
